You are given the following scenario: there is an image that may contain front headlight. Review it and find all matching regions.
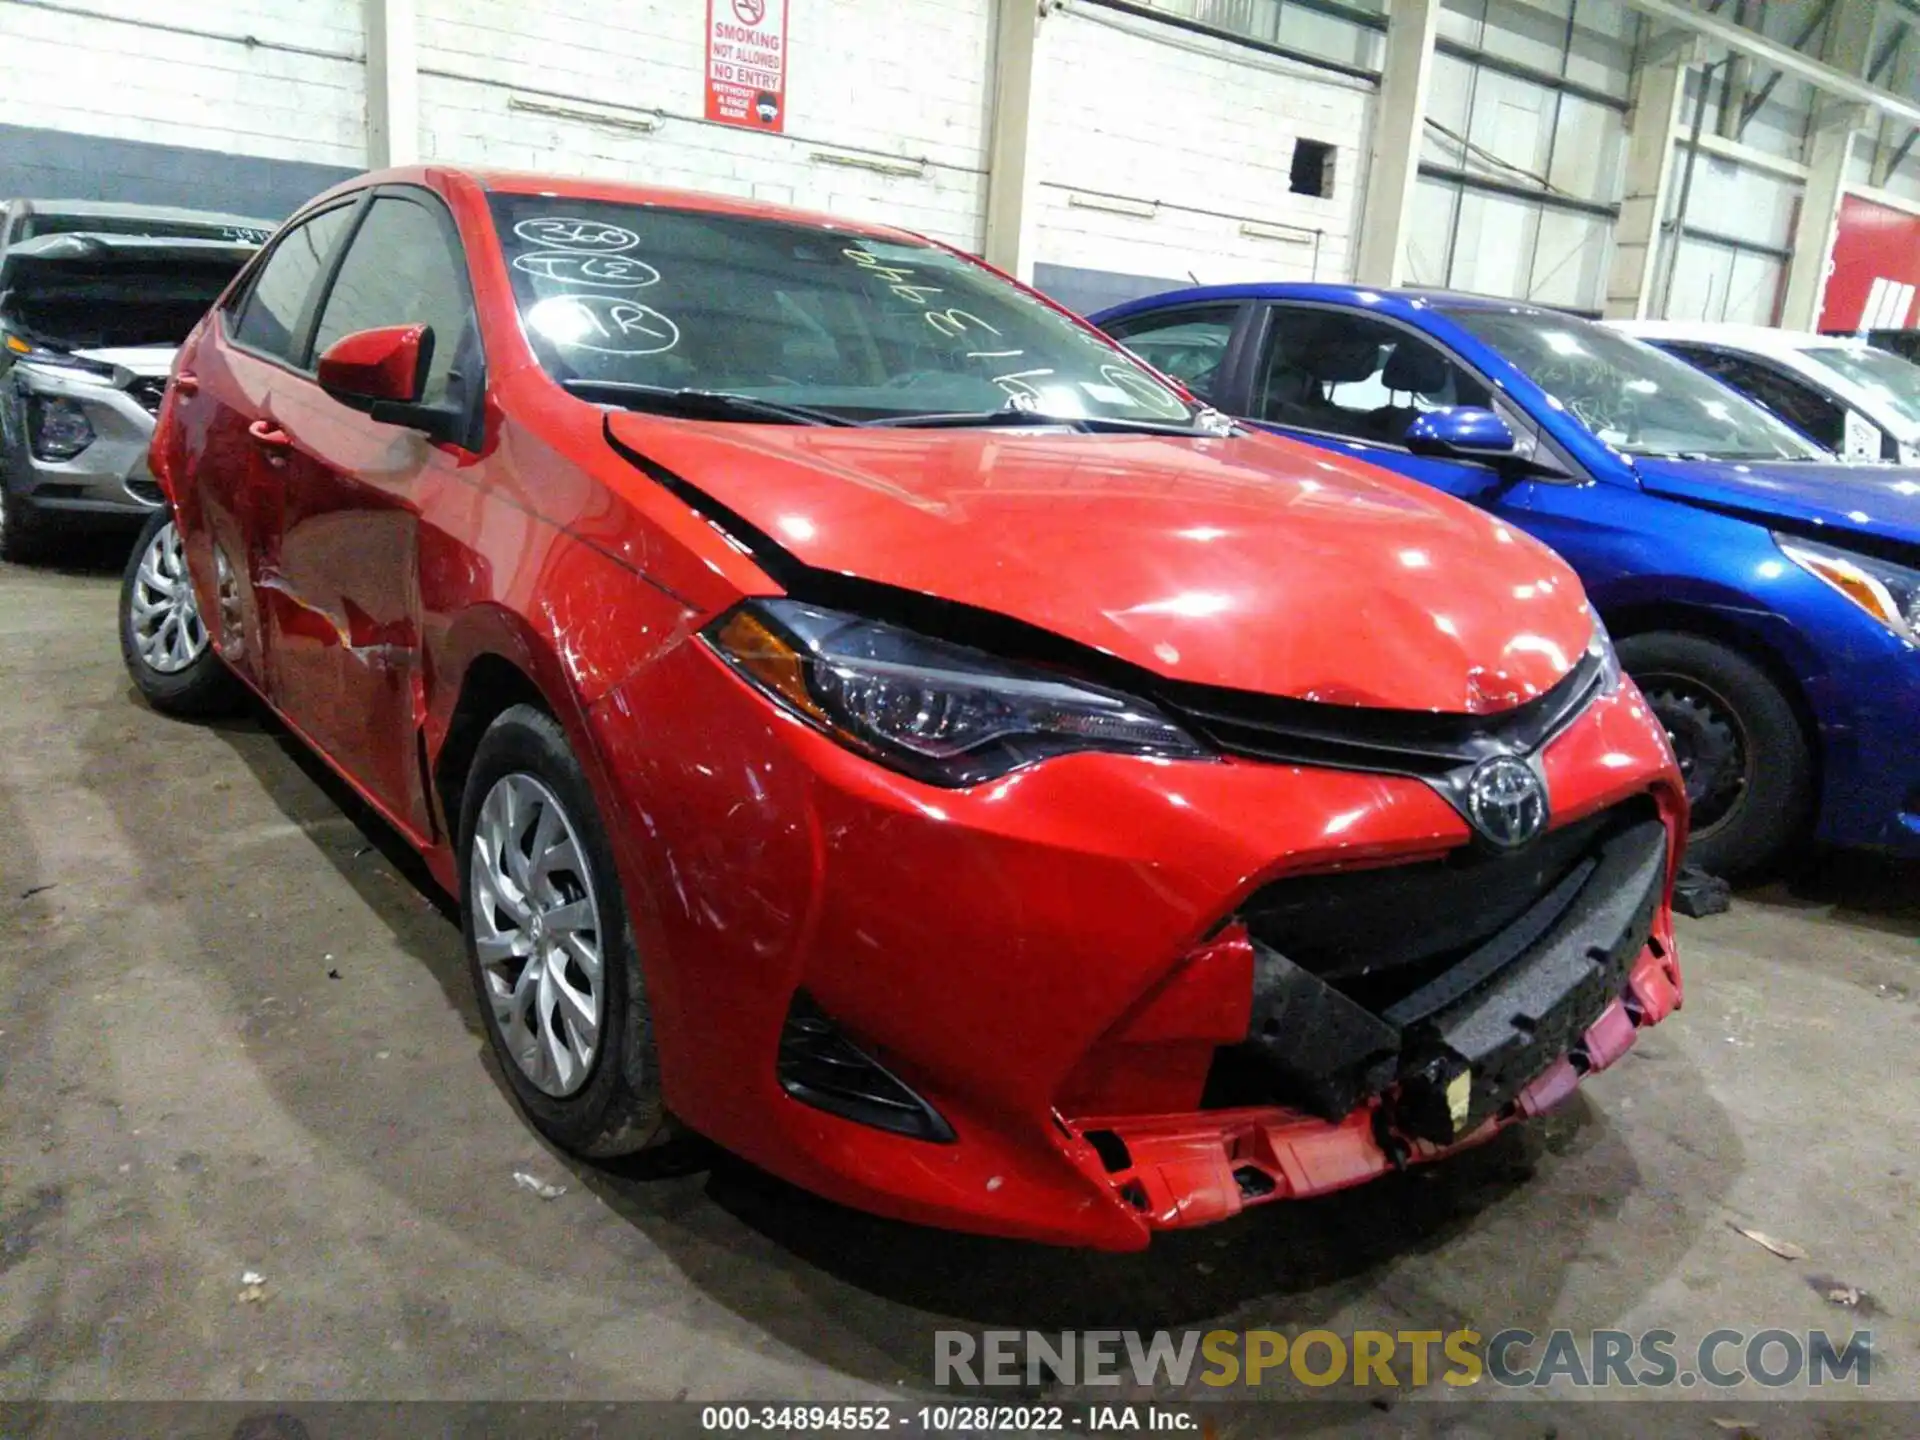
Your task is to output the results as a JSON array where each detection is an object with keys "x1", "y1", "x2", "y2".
[
  {"x1": 1587, "y1": 609, "x2": 1624, "y2": 694},
  {"x1": 1775, "y1": 533, "x2": 1920, "y2": 642},
  {"x1": 705, "y1": 599, "x2": 1209, "y2": 785},
  {"x1": 26, "y1": 394, "x2": 95, "y2": 460}
]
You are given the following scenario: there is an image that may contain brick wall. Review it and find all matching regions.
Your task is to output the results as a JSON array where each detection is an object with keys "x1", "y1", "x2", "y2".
[
  {"x1": 0, "y1": 0, "x2": 366, "y2": 171},
  {"x1": 1029, "y1": 4, "x2": 1373, "y2": 292},
  {"x1": 414, "y1": 0, "x2": 993, "y2": 250}
]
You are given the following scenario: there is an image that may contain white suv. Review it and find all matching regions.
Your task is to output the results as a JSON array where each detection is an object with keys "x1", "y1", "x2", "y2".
[{"x1": 0, "y1": 200, "x2": 269, "y2": 560}]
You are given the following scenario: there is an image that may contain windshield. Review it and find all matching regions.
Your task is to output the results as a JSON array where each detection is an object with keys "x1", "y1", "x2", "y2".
[
  {"x1": 1444, "y1": 308, "x2": 1823, "y2": 461},
  {"x1": 1802, "y1": 344, "x2": 1920, "y2": 432},
  {"x1": 1, "y1": 256, "x2": 247, "y2": 350},
  {"x1": 486, "y1": 194, "x2": 1199, "y2": 427}
]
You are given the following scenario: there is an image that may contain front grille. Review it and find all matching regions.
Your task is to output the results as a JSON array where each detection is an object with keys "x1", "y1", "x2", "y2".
[
  {"x1": 1207, "y1": 798, "x2": 1667, "y2": 1137},
  {"x1": 777, "y1": 991, "x2": 954, "y2": 1142},
  {"x1": 125, "y1": 376, "x2": 168, "y2": 415},
  {"x1": 1160, "y1": 647, "x2": 1606, "y2": 779},
  {"x1": 1240, "y1": 797, "x2": 1639, "y2": 998}
]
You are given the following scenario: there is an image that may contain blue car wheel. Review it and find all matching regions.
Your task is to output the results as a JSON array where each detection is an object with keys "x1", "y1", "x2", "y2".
[{"x1": 1617, "y1": 631, "x2": 1813, "y2": 876}]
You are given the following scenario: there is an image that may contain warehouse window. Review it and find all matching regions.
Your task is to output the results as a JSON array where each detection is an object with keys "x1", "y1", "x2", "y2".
[{"x1": 1290, "y1": 140, "x2": 1335, "y2": 198}]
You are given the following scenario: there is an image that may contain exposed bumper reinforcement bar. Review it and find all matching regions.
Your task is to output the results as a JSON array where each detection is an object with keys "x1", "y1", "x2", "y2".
[{"x1": 1068, "y1": 932, "x2": 1681, "y2": 1234}]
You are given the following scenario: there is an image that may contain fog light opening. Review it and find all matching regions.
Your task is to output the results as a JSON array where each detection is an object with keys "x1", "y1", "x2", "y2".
[
  {"x1": 775, "y1": 990, "x2": 954, "y2": 1143},
  {"x1": 1084, "y1": 1129, "x2": 1132, "y2": 1174},
  {"x1": 1233, "y1": 1165, "x2": 1277, "y2": 1199}
]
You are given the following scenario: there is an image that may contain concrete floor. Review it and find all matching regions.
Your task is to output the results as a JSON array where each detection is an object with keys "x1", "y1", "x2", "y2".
[{"x1": 3, "y1": 541, "x2": 1917, "y2": 1433}]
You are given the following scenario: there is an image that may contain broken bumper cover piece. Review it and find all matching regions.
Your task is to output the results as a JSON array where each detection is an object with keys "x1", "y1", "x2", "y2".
[{"x1": 1068, "y1": 933, "x2": 1681, "y2": 1234}]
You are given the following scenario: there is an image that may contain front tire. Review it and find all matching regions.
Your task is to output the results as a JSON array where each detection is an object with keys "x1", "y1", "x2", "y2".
[
  {"x1": 459, "y1": 704, "x2": 665, "y2": 1157},
  {"x1": 119, "y1": 509, "x2": 243, "y2": 717},
  {"x1": 1618, "y1": 630, "x2": 1812, "y2": 878}
]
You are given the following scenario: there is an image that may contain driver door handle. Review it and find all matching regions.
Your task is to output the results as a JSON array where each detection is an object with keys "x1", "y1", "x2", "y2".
[{"x1": 248, "y1": 419, "x2": 292, "y2": 450}]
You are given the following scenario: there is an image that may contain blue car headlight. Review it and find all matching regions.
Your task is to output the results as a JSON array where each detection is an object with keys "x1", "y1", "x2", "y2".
[
  {"x1": 705, "y1": 599, "x2": 1208, "y2": 785},
  {"x1": 1775, "y1": 534, "x2": 1920, "y2": 643}
]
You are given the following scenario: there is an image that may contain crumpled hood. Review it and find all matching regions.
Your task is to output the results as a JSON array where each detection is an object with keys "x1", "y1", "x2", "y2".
[
  {"x1": 1633, "y1": 455, "x2": 1920, "y2": 549},
  {"x1": 608, "y1": 417, "x2": 1595, "y2": 713}
]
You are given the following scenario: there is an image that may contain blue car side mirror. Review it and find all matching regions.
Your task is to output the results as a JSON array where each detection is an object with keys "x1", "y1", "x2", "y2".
[{"x1": 1405, "y1": 407, "x2": 1517, "y2": 461}]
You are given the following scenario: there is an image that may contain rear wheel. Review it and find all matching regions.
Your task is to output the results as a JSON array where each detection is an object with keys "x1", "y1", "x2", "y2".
[
  {"x1": 459, "y1": 704, "x2": 665, "y2": 1157},
  {"x1": 1617, "y1": 630, "x2": 1811, "y2": 878},
  {"x1": 119, "y1": 509, "x2": 243, "y2": 717}
]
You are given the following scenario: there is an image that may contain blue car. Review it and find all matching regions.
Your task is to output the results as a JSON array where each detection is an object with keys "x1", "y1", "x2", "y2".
[{"x1": 1092, "y1": 284, "x2": 1920, "y2": 876}]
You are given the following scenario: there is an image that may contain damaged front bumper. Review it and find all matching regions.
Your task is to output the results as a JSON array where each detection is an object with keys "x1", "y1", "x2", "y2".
[
  {"x1": 1062, "y1": 821, "x2": 1681, "y2": 1233},
  {"x1": 589, "y1": 641, "x2": 1687, "y2": 1250}
]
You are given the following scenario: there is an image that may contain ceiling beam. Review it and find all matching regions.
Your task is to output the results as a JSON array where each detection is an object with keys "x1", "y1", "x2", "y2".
[{"x1": 1624, "y1": 0, "x2": 1920, "y2": 128}]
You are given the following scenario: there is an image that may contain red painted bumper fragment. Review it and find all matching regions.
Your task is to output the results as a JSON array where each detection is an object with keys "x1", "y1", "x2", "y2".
[{"x1": 1073, "y1": 933, "x2": 1683, "y2": 1234}]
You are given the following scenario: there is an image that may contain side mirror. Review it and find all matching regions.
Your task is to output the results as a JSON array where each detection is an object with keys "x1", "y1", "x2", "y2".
[
  {"x1": 317, "y1": 323, "x2": 432, "y2": 407},
  {"x1": 1404, "y1": 406, "x2": 1517, "y2": 462},
  {"x1": 315, "y1": 322, "x2": 470, "y2": 446}
]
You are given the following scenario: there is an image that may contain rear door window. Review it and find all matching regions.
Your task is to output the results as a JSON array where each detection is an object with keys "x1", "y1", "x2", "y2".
[{"x1": 230, "y1": 204, "x2": 357, "y2": 366}]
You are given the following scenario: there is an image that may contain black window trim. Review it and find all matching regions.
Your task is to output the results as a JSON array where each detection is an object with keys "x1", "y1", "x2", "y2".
[
  {"x1": 1103, "y1": 300, "x2": 1256, "y2": 409},
  {"x1": 1244, "y1": 299, "x2": 1583, "y2": 480}
]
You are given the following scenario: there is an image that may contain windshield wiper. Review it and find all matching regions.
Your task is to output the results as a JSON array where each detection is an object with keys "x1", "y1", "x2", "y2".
[
  {"x1": 1632, "y1": 448, "x2": 1818, "y2": 462},
  {"x1": 863, "y1": 404, "x2": 1225, "y2": 436},
  {"x1": 560, "y1": 379, "x2": 857, "y2": 427}
]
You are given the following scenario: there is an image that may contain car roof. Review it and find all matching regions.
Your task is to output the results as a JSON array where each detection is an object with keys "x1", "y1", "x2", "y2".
[
  {"x1": 1610, "y1": 319, "x2": 1870, "y2": 356},
  {"x1": 7, "y1": 197, "x2": 276, "y2": 230},
  {"x1": 311, "y1": 165, "x2": 928, "y2": 246},
  {"x1": 1095, "y1": 280, "x2": 1571, "y2": 320}
]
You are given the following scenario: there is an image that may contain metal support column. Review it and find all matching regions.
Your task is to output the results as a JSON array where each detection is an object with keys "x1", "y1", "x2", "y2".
[
  {"x1": 365, "y1": 0, "x2": 420, "y2": 169},
  {"x1": 983, "y1": 0, "x2": 1047, "y2": 282},
  {"x1": 1354, "y1": 0, "x2": 1439, "y2": 287},
  {"x1": 1782, "y1": 3, "x2": 1875, "y2": 331},
  {"x1": 1604, "y1": 45, "x2": 1689, "y2": 318}
]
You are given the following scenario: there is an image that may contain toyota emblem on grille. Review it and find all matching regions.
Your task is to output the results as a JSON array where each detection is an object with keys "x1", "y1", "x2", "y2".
[{"x1": 1464, "y1": 755, "x2": 1548, "y2": 848}]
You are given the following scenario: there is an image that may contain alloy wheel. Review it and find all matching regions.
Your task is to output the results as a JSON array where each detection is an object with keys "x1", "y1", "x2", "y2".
[
  {"x1": 127, "y1": 521, "x2": 208, "y2": 674},
  {"x1": 470, "y1": 773, "x2": 606, "y2": 1097}
]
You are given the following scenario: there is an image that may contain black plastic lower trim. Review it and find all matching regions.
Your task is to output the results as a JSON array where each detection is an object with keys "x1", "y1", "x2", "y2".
[{"x1": 776, "y1": 990, "x2": 955, "y2": 1143}]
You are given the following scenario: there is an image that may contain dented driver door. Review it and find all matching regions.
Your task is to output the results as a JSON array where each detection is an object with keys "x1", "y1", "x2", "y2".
[{"x1": 259, "y1": 190, "x2": 485, "y2": 843}]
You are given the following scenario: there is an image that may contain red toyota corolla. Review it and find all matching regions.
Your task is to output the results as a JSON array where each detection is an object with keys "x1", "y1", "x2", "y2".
[{"x1": 124, "y1": 166, "x2": 1684, "y2": 1249}]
